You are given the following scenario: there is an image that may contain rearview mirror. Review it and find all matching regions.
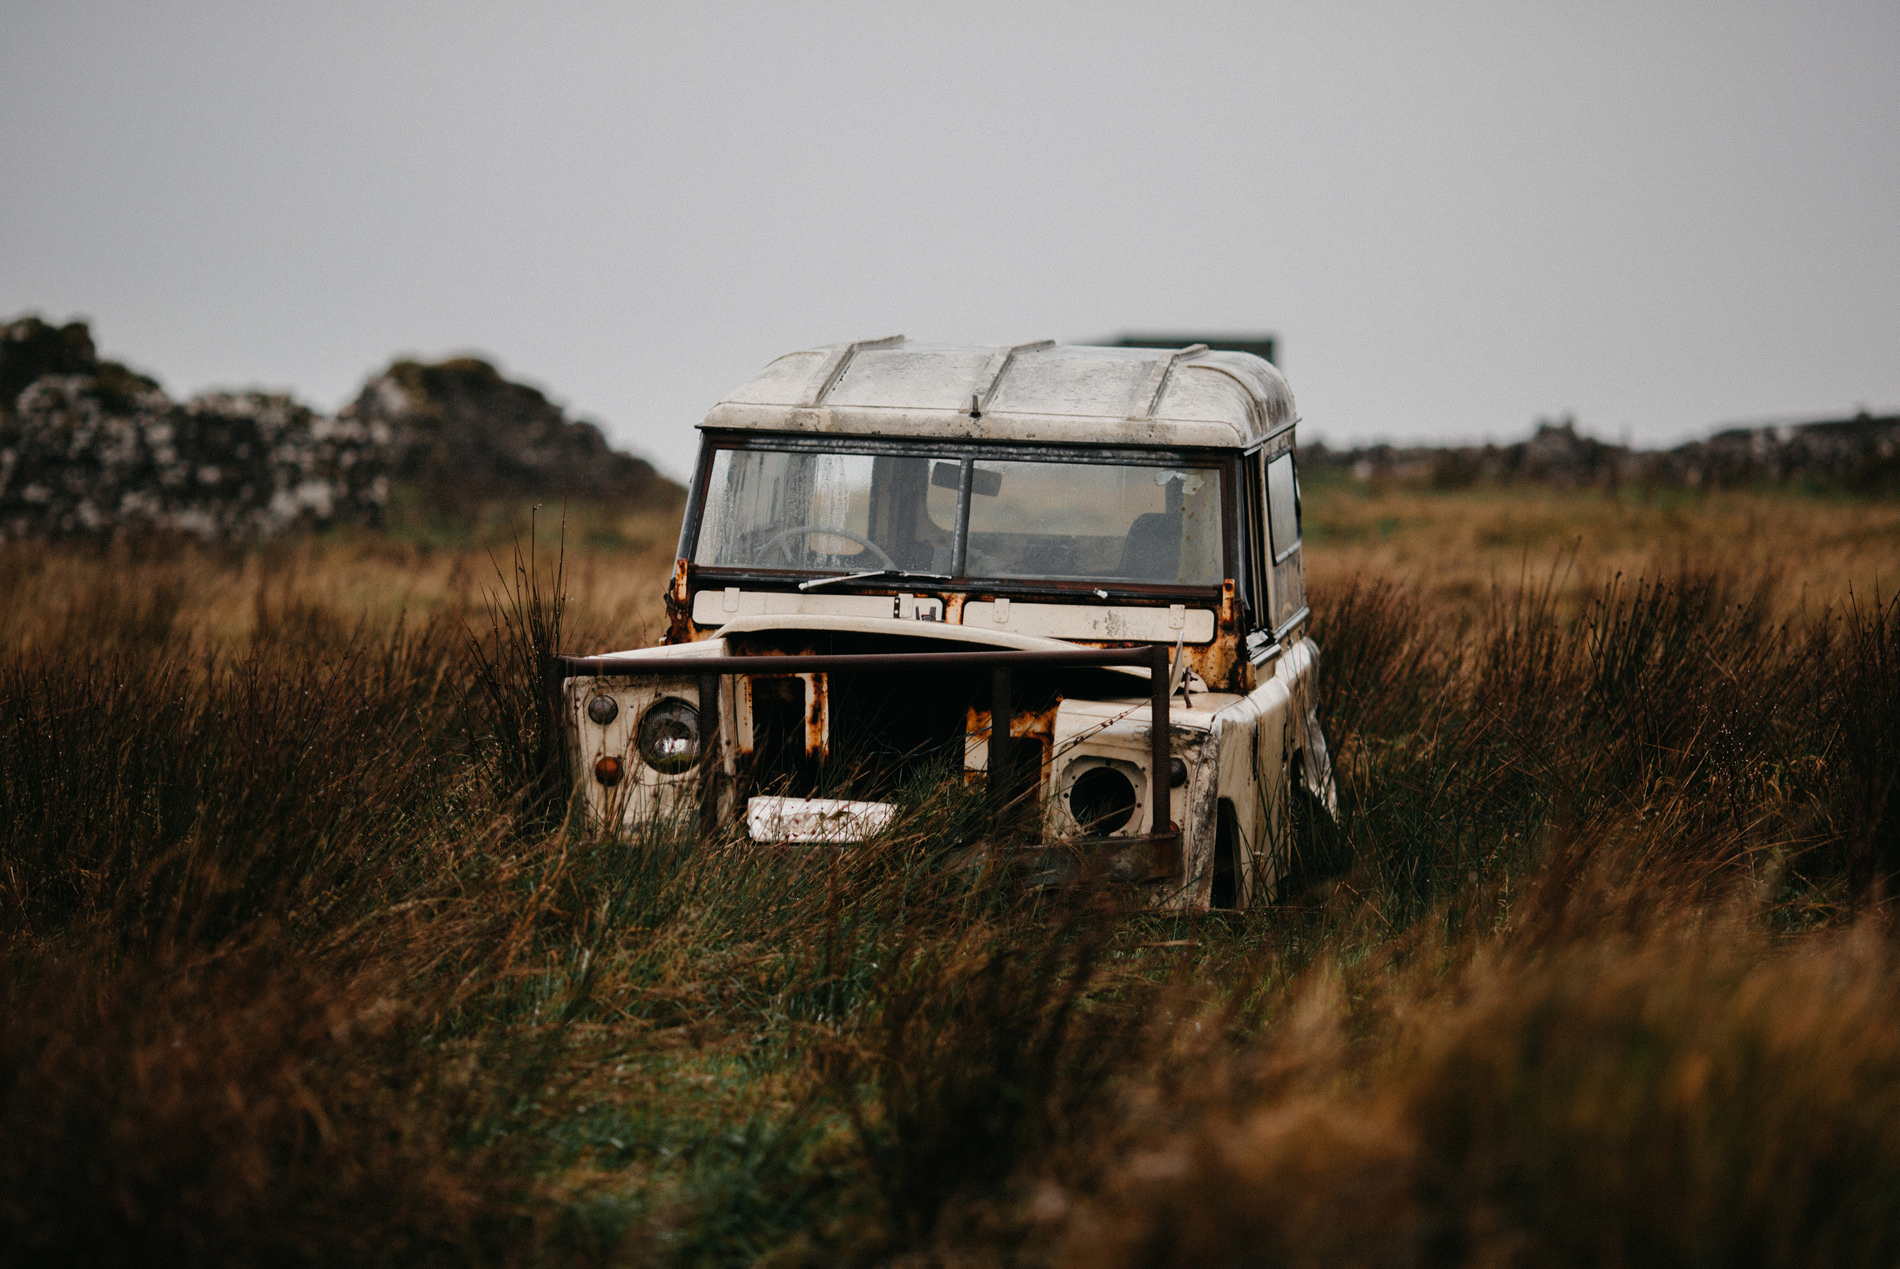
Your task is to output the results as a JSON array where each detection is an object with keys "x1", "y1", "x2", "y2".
[{"x1": 931, "y1": 462, "x2": 1003, "y2": 497}]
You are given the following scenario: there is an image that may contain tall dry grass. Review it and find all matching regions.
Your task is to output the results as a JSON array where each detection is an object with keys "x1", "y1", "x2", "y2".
[
  {"x1": 1301, "y1": 472, "x2": 1900, "y2": 617},
  {"x1": 1053, "y1": 899, "x2": 1900, "y2": 1268},
  {"x1": 0, "y1": 487, "x2": 1897, "y2": 1266}
]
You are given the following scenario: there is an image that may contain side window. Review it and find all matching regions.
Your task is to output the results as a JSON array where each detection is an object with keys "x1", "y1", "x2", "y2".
[
  {"x1": 1264, "y1": 449, "x2": 1306, "y2": 632},
  {"x1": 1267, "y1": 452, "x2": 1301, "y2": 560},
  {"x1": 1244, "y1": 452, "x2": 1272, "y2": 630}
]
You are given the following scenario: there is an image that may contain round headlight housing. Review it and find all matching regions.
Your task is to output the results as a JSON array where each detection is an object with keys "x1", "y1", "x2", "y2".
[
  {"x1": 1068, "y1": 764, "x2": 1139, "y2": 835},
  {"x1": 636, "y1": 698, "x2": 701, "y2": 774}
]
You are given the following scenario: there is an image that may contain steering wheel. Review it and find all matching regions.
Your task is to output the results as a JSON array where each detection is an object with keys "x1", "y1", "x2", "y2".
[{"x1": 755, "y1": 524, "x2": 896, "y2": 570}]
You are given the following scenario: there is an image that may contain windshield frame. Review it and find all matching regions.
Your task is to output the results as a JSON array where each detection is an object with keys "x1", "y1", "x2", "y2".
[{"x1": 679, "y1": 431, "x2": 1242, "y2": 597}]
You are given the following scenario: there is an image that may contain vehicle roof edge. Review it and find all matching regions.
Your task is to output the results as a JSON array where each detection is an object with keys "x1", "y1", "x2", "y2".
[{"x1": 702, "y1": 339, "x2": 1297, "y2": 449}]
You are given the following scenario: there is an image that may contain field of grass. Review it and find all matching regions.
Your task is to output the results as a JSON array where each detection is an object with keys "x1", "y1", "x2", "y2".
[
  {"x1": 3, "y1": 483, "x2": 1898, "y2": 1267},
  {"x1": 1302, "y1": 469, "x2": 1900, "y2": 615}
]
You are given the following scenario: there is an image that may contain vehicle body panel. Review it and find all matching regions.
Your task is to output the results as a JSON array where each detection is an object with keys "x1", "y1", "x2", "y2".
[{"x1": 560, "y1": 338, "x2": 1330, "y2": 910}]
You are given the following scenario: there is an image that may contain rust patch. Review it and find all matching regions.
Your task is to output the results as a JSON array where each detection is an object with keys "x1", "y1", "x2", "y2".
[
  {"x1": 1183, "y1": 579, "x2": 1246, "y2": 692},
  {"x1": 727, "y1": 640, "x2": 830, "y2": 760},
  {"x1": 664, "y1": 558, "x2": 693, "y2": 644},
  {"x1": 965, "y1": 698, "x2": 1059, "y2": 791},
  {"x1": 1019, "y1": 700, "x2": 1059, "y2": 788},
  {"x1": 803, "y1": 671, "x2": 829, "y2": 760}
]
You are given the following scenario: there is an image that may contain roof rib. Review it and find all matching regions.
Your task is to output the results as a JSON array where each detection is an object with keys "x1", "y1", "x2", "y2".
[
  {"x1": 968, "y1": 340, "x2": 1055, "y2": 417},
  {"x1": 1127, "y1": 344, "x2": 1208, "y2": 421},
  {"x1": 800, "y1": 335, "x2": 906, "y2": 407}
]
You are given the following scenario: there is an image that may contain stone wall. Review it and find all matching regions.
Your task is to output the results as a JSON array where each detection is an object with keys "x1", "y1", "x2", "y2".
[
  {"x1": 1, "y1": 316, "x2": 670, "y2": 541},
  {"x1": 1, "y1": 318, "x2": 388, "y2": 541}
]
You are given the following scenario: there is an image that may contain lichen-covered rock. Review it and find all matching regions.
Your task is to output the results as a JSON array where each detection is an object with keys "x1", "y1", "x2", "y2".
[
  {"x1": 343, "y1": 357, "x2": 662, "y2": 511},
  {"x1": 0, "y1": 317, "x2": 112, "y2": 409},
  {"x1": 0, "y1": 378, "x2": 387, "y2": 541},
  {"x1": 2, "y1": 316, "x2": 671, "y2": 541},
  {"x1": 1, "y1": 316, "x2": 386, "y2": 541}
]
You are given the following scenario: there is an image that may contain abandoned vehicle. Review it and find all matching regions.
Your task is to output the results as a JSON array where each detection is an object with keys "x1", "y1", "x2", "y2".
[{"x1": 555, "y1": 337, "x2": 1332, "y2": 910}]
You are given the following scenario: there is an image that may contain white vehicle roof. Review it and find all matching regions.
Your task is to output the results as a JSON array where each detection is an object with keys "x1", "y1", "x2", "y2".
[{"x1": 701, "y1": 337, "x2": 1297, "y2": 450}]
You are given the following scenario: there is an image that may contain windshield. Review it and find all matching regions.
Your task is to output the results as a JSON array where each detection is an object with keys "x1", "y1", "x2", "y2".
[{"x1": 693, "y1": 445, "x2": 1226, "y2": 587}]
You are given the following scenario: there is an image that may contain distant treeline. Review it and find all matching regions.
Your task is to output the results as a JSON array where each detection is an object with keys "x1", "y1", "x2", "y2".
[
  {"x1": 1306, "y1": 412, "x2": 1900, "y2": 492},
  {"x1": 0, "y1": 315, "x2": 675, "y2": 541}
]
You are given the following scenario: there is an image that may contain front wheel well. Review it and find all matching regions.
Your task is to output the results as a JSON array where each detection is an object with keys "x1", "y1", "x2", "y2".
[
  {"x1": 1284, "y1": 747, "x2": 1347, "y2": 894},
  {"x1": 1211, "y1": 798, "x2": 1242, "y2": 910}
]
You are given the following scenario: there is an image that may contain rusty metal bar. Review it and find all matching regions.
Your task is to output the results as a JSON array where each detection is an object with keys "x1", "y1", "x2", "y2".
[
  {"x1": 555, "y1": 646, "x2": 1159, "y2": 676},
  {"x1": 697, "y1": 672, "x2": 720, "y2": 836},
  {"x1": 989, "y1": 664, "x2": 1012, "y2": 811},
  {"x1": 1150, "y1": 642, "x2": 1170, "y2": 861}
]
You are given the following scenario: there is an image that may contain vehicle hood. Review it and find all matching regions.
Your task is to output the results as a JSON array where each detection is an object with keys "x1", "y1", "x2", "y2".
[{"x1": 604, "y1": 614, "x2": 1156, "y2": 681}]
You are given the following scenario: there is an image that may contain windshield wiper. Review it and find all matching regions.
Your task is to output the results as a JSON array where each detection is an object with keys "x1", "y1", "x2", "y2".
[{"x1": 797, "y1": 568, "x2": 952, "y2": 592}]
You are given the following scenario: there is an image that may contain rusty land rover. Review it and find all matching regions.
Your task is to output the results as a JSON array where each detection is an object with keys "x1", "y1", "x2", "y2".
[{"x1": 556, "y1": 337, "x2": 1331, "y2": 910}]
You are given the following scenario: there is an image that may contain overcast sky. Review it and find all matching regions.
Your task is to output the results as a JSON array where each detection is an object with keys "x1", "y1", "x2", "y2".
[{"x1": 4, "y1": 1, "x2": 1896, "y2": 479}]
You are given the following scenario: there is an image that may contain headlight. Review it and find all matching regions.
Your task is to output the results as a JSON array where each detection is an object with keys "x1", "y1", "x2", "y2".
[
  {"x1": 1067, "y1": 763, "x2": 1139, "y2": 835},
  {"x1": 636, "y1": 698, "x2": 701, "y2": 774}
]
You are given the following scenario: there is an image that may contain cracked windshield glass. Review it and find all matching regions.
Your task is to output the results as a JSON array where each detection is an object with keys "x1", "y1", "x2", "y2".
[
  {"x1": 694, "y1": 449, "x2": 959, "y2": 573},
  {"x1": 694, "y1": 447, "x2": 1224, "y2": 586},
  {"x1": 965, "y1": 459, "x2": 1223, "y2": 585}
]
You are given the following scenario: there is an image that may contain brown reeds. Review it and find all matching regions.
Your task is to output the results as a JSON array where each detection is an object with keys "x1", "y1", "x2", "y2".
[{"x1": 1, "y1": 488, "x2": 1896, "y2": 1265}]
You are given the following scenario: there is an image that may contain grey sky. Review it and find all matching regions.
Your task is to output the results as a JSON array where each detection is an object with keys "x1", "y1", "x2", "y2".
[{"x1": 4, "y1": 1, "x2": 1896, "y2": 480}]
